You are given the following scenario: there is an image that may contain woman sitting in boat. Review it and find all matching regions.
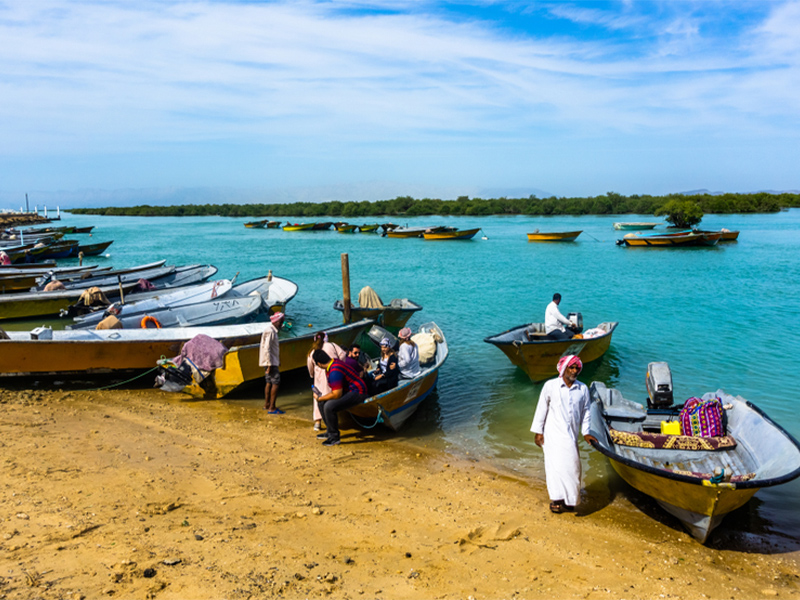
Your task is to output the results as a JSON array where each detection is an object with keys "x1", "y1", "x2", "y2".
[
  {"x1": 397, "y1": 327, "x2": 422, "y2": 379},
  {"x1": 368, "y1": 337, "x2": 399, "y2": 394}
]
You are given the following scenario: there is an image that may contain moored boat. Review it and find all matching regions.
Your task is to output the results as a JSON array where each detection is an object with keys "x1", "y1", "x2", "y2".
[
  {"x1": 588, "y1": 364, "x2": 800, "y2": 542},
  {"x1": 73, "y1": 240, "x2": 113, "y2": 256},
  {"x1": 358, "y1": 224, "x2": 379, "y2": 233},
  {"x1": 484, "y1": 320, "x2": 618, "y2": 382},
  {"x1": 613, "y1": 222, "x2": 659, "y2": 230},
  {"x1": 244, "y1": 220, "x2": 268, "y2": 229},
  {"x1": 266, "y1": 221, "x2": 281, "y2": 229},
  {"x1": 527, "y1": 230, "x2": 582, "y2": 242},
  {"x1": 333, "y1": 286, "x2": 422, "y2": 329},
  {"x1": 619, "y1": 232, "x2": 718, "y2": 247},
  {"x1": 422, "y1": 227, "x2": 480, "y2": 240},
  {"x1": 695, "y1": 229, "x2": 740, "y2": 242},
  {"x1": 176, "y1": 319, "x2": 375, "y2": 399},
  {"x1": 347, "y1": 322, "x2": 448, "y2": 431},
  {"x1": 311, "y1": 222, "x2": 333, "y2": 230},
  {"x1": 335, "y1": 223, "x2": 358, "y2": 233},
  {"x1": 282, "y1": 223, "x2": 315, "y2": 231},
  {"x1": 386, "y1": 226, "x2": 443, "y2": 239}
]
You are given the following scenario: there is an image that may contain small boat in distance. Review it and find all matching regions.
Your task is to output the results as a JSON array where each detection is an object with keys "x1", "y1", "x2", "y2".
[
  {"x1": 484, "y1": 319, "x2": 618, "y2": 382},
  {"x1": 282, "y1": 223, "x2": 315, "y2": 231},
  {"x1": 266, "y1": 221, "x2": 281, "y2": 229},
  {"x1": 73, "y1": 240, "x2": 113, "y2": 256},
  {"x1": 589, "y1": 363, "x2": 800, "y2": 542},
  {"x1": 335, "y1": 223, "x2": 358, "y2": 233},
  {"x1": 244, "y1": 220, "x2": 268, "y2": 229},
  {"x1": 695, "y1": 229, "x2": 740, "y2": 242},
  {"x1": 423, "y1": 227, "x2": 480, "y2": 240},
  {"x1": 311, "y1": 222, "x2": 333, "y2": 230},
  {"x1": 619, "y1": 232, "x2": 720, "y2": 247},
  {"x1": 358, "y1": 224, "x2": 379, "y2": 233},
  {"x1": 613, "y1": 222, "x2": 659, "y2": 230},
  {"x1": 527, "y1": 230, "x2": 582, "y2": 242}
]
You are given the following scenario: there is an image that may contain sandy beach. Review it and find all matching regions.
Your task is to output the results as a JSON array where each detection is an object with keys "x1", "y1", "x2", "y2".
[{"x1": 1, "y1": 386, "x2": 798, "y2": 600}]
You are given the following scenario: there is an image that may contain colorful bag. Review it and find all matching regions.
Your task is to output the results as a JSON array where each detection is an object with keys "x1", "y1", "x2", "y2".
[{"x1": 679, "y1": 397, "x2": 724, "y2": 437}]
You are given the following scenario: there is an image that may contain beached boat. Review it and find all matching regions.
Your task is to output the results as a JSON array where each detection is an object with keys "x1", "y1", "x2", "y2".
[
  {"x1": 526, "y1": 231, "x2": 582, "y2": 242},
  {"x1": 0, "y1": 322, "x2": 287, "y2": 377},
  {"x1": 283, "y1": 223, "x2": 315, "y2": 231},
  {"x1": 347, "y1": 322, "x2": 448, "y2": 431},
  {"x1": 101, "y1": 294, "x2": 265, "y2": 329},
  {"x1": 335, "y1": 223, "x2": 358, "y2": 233},
  {"x1": 484, "y1": 320, "x2": 618, "y2": 382},
  {"x1": 588, "y1": 365, "x2": 800, "y2": 542},
  {"x1": 177, "y1": 319, "x2": 375, "y2": 399},
  {"x1": 70, "y1": 274, "x2": 299, "y2": 329},
  {"x1": 0, "y1": 265, "x2": 109, "y2": 294},
  {"x1": 613, "y1": 222, "x2": 659, "y2": 230},
  {"x1": 333, "y1": 289, "x2": 422, "y2": 329},
  {"x1": 423, "y1": 227, "x2": 480, "y2": 240},
  {"x1": 72, "y1": 240, "x2": 113, "y2": 257},
  {"x1": 358, "y1": 224, "x2": 379, "y2": 233},
  {"x1": 0, "y1": 260, "x2": 57, "y2": 271},
  {"x1": 244, "y1": 220, "x2": 268, "y2": 229},
  {"x1": 36, "y1": 264, "x2": 216, "y2": 291}
]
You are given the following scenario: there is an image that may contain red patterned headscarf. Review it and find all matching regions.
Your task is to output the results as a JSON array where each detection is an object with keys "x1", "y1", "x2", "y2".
[{"x1": 557, "y1": 355, "x2": 583, "y2": 377}]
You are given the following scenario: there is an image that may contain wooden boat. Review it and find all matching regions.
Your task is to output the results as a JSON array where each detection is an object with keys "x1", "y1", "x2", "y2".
[
  {"x1": 178, "y1": 319, "x2": 375, "y2": 399},
  {"x1": 37, "y1": 263, "x2": 216, "y2": 292},
  {"x1": 386, "y1": 226, "x2": 447, "y2": 239},
  {"x1": 101, "y1": 294, "x2": 265, "y2": 329},
  {"x1": 311, "y1": 222, "x2": 333, "y2": 230},
  {"x1": 244, "y1": 220, "x2": 268, "y2": 229},
  {"x1": 0, "y1": 260, "x2": 57, "y2": 270},
  {"x1": 619, "y1": 232, "x2": 717, "y2": 247},
  {"x1": 35, "y1": 264, "x2": 177, "y2": 290},
  {"x1": 335, "y1": 223, "x2": 358, "y2": 233},
  {"x1": 72, "y1": 240, "x2": 113, "y2": 256},
  {"x1": 613, "y1": 222, "x2": 659, "y2": 230},
  {"x1": 333, "y1": 297, "x2": 423, "y2": 329},
  {"x1": 72, "y1": 226, "x2": 95, "y2": 234},
  {"x1": 266, "y1": 221, "x2": 281, "y2": 229},
  {"x1": 347, "y1": 322, "x2": 448, "y2": 431},
  {"x1": 423, "y1": 227, "x2": 480, "y2": 240},
  {"x1": 484, "y1": 321, "x2": 618, "y2": 382},
  {"x1": 358, "y1": 224, "x2": 379, "y2": 233},
  {"x1": 695, "y1": 229, "x2": 740, "y2": 242},
  {"x1": 0, "y1": 265, "x2": 109, "y2": 294},
  {"x1": 526, "y1": 230, "x2": 582, "y2": 242},
  {"x1": 282, "y1": 223, "x2": 315, "y2": 231},
  {"x1": 589, "y1": 373, "x2": 800, "y2": 542},
  {"x1": 35, "y1": 240, "x2": 79, "y2": 260},
  {"x1": 0, "y1": 322, "x2": 288, "y2": 377}
]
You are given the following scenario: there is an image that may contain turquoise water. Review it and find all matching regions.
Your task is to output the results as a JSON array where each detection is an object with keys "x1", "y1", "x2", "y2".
[{"x1": 10, "y1": 209, "x2": 800, "y2": 546}]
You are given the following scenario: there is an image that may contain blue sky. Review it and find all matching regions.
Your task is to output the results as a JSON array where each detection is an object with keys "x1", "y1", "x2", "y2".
[{"x1": 1, "y1": 0, "x2": 799, "y2": 208}]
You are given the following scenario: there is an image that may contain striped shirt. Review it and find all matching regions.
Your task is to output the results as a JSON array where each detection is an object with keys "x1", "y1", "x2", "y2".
[{"x1": 326, "y1": 359, "x2": 367, "y2": 395}]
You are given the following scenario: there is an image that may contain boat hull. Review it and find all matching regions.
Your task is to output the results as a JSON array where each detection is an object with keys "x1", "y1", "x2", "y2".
[
  {"x1": 282, "y1": 223, "x2": 315, "y2": 231},
  {"x1": 613, "y1": 222, "x2": 659, "y2": 230},
  {"x1": 607, "y1": 458, "x2": 758, "y2": 542},
  {"x1": 485, "y1": 322, "x2": 617, "y2": 382},
  {"x1": 527, "y1": 231, "x2": 582, "y2": 242},
  {"x1": 182, "y1": 319, "x2": 374, "y2": 398},
  {"x1": 333, "y1": 300, "x2": 423, "y2": 329}
]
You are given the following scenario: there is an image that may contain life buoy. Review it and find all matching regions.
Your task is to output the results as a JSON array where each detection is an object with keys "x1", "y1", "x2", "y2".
[{"x1": 141, "y1": 315, "x2": 162, "y2": 329}]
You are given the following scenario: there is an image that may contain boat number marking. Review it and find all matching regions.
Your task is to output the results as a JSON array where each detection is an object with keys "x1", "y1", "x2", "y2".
[{"x1": 405, "y1": 380, "x2": 423, "y2": 401}]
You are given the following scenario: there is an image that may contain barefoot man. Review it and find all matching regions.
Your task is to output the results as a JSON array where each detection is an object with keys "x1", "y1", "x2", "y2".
[{"x1": 259, "y1": 312, "x2": 285, "y2": 414}]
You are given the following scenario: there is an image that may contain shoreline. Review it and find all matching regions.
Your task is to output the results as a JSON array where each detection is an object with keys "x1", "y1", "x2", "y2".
[{"x1": 1, "y1": 387, "x2": 798, "y2": 599}]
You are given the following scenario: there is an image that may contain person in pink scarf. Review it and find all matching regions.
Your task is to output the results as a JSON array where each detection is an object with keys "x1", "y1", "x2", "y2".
[
  {"x1": 259, "y1": 312, "x2": 285, "y2": 414},
  {"x1": 530, "y1": 354, "x2": 598, "y2": 514}
]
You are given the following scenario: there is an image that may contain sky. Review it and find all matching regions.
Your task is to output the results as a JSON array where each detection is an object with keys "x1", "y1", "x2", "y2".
[{"x1": 1, "y1": 0, "x2": 799, "y2": 208}]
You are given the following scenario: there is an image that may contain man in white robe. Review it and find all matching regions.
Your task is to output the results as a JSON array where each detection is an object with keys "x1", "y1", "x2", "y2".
[{"x1": 530, "y1": 354, "x2": 597, "y2": 513}]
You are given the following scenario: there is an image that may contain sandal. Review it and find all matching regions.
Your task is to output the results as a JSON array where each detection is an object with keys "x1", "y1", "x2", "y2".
[{"x1": 549, "y1": 501, "x2": 566, "y2": 514}]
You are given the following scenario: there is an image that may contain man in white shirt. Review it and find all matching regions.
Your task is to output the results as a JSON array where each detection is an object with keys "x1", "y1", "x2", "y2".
[
  {"x1": 530, "y1": 354, "x2": 597, "y2": 514},
  {"x1": 544, "y1": 293, "x2": 574, "y2": 340},
  {"x1": 259, "y1": 312, "x2": 285, "y2": 414}
]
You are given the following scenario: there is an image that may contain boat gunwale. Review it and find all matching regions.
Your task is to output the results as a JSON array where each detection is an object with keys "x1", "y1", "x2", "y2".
[{"x1": 588, "y1": 398, "x2": 800, "y2": 490}]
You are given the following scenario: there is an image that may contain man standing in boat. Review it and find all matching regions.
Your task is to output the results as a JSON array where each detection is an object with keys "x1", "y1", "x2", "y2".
[
  {"x1": 259, "y1": 312, "x2": 285, "y2": 414},
  {"x1": 545, "y1": 293, "x2": 576, "y2": 340},
  {"x1": 531, "y1": 355, "x2": 598, "y2": 514}
]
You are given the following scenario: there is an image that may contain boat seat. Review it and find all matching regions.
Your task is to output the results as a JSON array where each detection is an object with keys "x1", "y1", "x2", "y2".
[{"x1": 608, "y1": 428, "x2": 737, "y2": 451}]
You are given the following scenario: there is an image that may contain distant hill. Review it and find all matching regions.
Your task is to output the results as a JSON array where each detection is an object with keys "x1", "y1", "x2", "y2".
[{"x1": 679, "y1": 188, "x2": 800, "y2": 196}]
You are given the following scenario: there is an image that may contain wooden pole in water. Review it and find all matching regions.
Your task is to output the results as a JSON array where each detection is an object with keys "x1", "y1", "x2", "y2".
[{"x1": 341, "y1": 253, "x2": 351, "y2": 324}]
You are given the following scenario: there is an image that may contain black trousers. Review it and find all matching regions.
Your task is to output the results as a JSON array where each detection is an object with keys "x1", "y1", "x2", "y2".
[
  {"x1": 546, "y1": 329, "x2": 572, "y2": 341},
  {"x1": 321, "y1": 390, "x2": 366, "y2": 442}
]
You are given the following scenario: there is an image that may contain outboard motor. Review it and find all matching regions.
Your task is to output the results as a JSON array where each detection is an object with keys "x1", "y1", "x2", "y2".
[
  {"x1": 646, "y1": 362, "x2": 674, "y2": 409},
  {"x1": 567, "y1": 312, "x2": 583, "y2": 334}
]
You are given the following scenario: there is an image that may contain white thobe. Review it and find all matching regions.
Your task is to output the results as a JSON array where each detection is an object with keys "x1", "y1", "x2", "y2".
[
  {"x1": 530, "y1": 377, "x2": 591, "y2": 506},
  {"x1": 258, "y1": 323, "x2": 280, "y2": 368},
  {"x1": 397, "y1": 342, "x2": 421, "y2": 378},
  {"x1": 544, "y1": 301, "x2": 571, "y2": 334}
]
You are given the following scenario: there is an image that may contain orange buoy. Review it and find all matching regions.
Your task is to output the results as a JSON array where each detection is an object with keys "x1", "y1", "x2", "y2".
[{"x1": 141, "y1": 315, "x2": 162, "y2": 329}]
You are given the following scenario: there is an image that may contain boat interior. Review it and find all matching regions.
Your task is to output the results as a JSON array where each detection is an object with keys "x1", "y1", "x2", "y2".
[{"x1": 590, "y1": 383, "x2": 800, "y2": 483}]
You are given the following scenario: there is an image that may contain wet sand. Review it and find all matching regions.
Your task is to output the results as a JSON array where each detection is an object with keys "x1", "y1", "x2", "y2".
[{"x1": 1, "y1": 387, "x2": 798, "y2": 599}]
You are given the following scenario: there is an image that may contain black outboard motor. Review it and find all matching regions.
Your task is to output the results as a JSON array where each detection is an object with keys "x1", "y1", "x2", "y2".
[{"x1": 646, "y1": 362, "x2": 674, "y2": 409}]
